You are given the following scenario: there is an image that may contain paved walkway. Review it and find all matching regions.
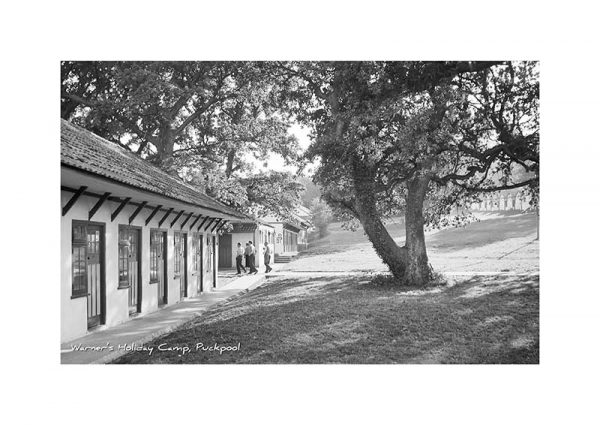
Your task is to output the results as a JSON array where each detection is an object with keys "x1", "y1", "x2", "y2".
[{"x1": 61, "y1": 266, "x2": 279, "y2": 364}]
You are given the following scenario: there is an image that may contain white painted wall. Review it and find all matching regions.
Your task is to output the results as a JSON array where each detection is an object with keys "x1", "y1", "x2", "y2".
[
  {"x1": 226, "y1": 224, "x2": 274, "y2": 268},
  {"x1": 61, "y1": 190, "x2": 220, "y2": 343},
  {"x1": 231, "y1": 232, "x2": 253, "y2": 269},
  {"x1": 272, "y1": 223, "x2": 284, "y2": 255},
  {"x1": 270, "y1": 223, "x2": 301, "y2": 256}
]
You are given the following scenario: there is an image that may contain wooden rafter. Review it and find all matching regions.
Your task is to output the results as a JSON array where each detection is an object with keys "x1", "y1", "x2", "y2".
[
  {"x1": 170, "y1": 210, "x2": 185, "y2": 228},
  {"x1": 62, "y1": 186, "x2": 87, "y2": 216},
  {"x1": 88, "y1": 192, "x2": 110, "y2": 220},
  {"x1": 189, "y1": 214, "x2": 202, "y2": 230},
  {"x1": 203, "y1": 217, "x2": 216, "y2": 231},
  {"x1": 111, "y1": 197, "x2": 131, "y2": 222},
  {"x1": 145, "y1": 204, "x2": 163, "y2": 226},
  {"x1": 129, "y1": 201, "x2": 147, "y2": 225},
  {"x1": 210, "y1": 218, "x2": 222, "y2": 232},
  {"x1": 158, "y1": 207, "x2": 174, "y2": 228},
  {"x1": 197, "y1": 216, "x2": 210, "y2": 231},
  {"x1": 180, "y1": 212, "x2": 194, "y2": 229}
]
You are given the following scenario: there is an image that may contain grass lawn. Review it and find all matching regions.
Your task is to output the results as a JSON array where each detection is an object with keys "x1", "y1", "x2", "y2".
[
  {"x1": 114, "y1": 272, "x2": 539, "y2": 364},
  {"x1": 287, "y1": 212, "x2": 539, "y2": 274}
]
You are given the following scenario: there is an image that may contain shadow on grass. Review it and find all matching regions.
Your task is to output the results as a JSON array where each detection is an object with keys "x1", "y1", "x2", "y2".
[{"x1": 113, "y1": 272, "x2": 539, "y2": 365}]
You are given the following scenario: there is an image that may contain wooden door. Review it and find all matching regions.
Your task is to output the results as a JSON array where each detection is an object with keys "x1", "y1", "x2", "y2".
[
  {"x1": 204, "y1": 234, "x2": 213, "y2": 288},
  {"x1": 151, "y1": 230, "x2": 167, "y2": 306},
  {"x1": 84, "y1": 224, "x2": 103, "y2": 328},
  {"x1": 212, "y1": 236, "x2": 217, "y2": 287},
  {"x1": 218, "y1": 233, "x2": 232, "y2": 268},
  {"x1": 181, "y1": 233, "x2": 188, "y2": 298},
  {"x1": 192, "y1": 233, "x2": 203, "y2": 294},
  {"x1": 119, "y1": 227, "x2": 141, "y2": 315},
  {"x1": 174, "y1": 232, "x2": 187, "y2": 299}
]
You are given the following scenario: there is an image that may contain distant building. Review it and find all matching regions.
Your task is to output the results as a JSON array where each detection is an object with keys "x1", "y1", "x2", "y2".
[
  {"x1": 218, "y1": 217, "x2": 275, "y2": 269},
  {"x1": 61, "y1": 120, "x2": 245, "y2": 343},
  {"x1": 263, "y1": 207, "x2": 312, "y2": 263},
  {"x1": 294, "y1": 205, "x2": 312, "y2": 252},
  {"x1": 470, "y1": 189, "x2": 533, "y2": 212}
]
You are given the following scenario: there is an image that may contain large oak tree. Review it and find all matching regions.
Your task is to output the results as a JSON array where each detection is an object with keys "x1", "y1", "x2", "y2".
[{"x1": 275, "y1": 61, "x2": 539, "y2": 286}]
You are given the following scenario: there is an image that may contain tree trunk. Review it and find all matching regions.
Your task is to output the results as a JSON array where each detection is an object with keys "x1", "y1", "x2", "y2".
[
  {"x1": 403, "y1": 176, "x2": 432, "y2": 286},
  {"x1": 354, "y1": 193, "x2": 408, "y2": 279},
  {"x1": 350, "y1": 161, "x2": 432, "y2": 286},
  {"x1": 61, "y1": 100, "x2": 79, "y2": 120},
  {"x1": 155, "y1": 124, "x2": 176, "y2": 173},
  {"x1": 225, "y1": 148, "x2": 236, "y2": 178},
  {"x1": 351, "y1": 160, "x2": 407, "y2": 280}
]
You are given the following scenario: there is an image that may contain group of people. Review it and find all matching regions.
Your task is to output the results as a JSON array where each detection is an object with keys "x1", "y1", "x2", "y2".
[{"x1": 236, "y1": 241, "x2": 273, "y2": 275}]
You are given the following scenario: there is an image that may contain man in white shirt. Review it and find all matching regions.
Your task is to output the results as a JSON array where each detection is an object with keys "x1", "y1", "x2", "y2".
[
  {"x1": 247, "y1": 241, "x2": 258, "y2": 274},
  {"x1": 235, "y1": 242, "x2": 246, "y2": 275}
]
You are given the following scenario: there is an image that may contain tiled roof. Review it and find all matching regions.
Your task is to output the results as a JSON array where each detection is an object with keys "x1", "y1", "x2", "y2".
[
  {"x1": 61, "y1": 119, "x2": 244, "y2": 218},
  {"x1": 229, "y1": 223, "x2": 258, "y2": 233}
]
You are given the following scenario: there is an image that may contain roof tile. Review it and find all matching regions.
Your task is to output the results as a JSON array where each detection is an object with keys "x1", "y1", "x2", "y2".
[{"x1": 61, "y1": 119, "x2": 244, "y2": 218}]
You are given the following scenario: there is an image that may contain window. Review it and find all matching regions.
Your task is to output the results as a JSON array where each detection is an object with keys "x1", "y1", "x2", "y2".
[
  {"x1": 150, "y1": 231, "x2": 164, "y2": 283},
  {"x1": 72, "y1": 224, "x2": 87, "y2": 297},
  {"x1": 191, "y1": 233, "x2": 199, "y2": 273},
  {"x1": 206, "y1": 235, "x2": 213, "y2": 272},
  {"x1": 118, "y1": 226, "x2": 139, "y2": 288},
  {"x1": 174, "y1": 232, "x2": 182, "y2": 276},
  {"x1": 72, "y1": 223, "x2": 102, "y2": 298},
  {"x1": 118, "y1": 229, "x2": 129, "y2": 287}
]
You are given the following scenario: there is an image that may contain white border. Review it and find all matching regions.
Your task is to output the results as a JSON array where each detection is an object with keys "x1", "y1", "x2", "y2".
[{"x1": 2, "y1": 0, "x2": 599, "y2": 423}]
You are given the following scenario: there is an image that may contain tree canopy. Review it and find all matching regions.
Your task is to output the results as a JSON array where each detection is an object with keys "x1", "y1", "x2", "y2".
[{"x1": 61, "y1": 61, "x2": 304, "y2": 218}]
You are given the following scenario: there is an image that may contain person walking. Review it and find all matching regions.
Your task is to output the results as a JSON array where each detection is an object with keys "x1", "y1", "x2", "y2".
[
  {"x1": 235, "y1": 242, "x2": 246, "y2": 275},
  {"x1": 248, "y1": 241, "x2": 258, "y2": 274},
  {"x1": 263, "y1": 241, "x2": 273, "y2": 273},
  {"x1": 244, "y1": 242, "x2": 252, "y2": 273}
]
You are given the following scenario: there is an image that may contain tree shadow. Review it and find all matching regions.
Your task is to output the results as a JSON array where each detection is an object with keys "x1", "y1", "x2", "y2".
[{"x1": 113, "y1": 272, "x2": 539, "y2": 364}]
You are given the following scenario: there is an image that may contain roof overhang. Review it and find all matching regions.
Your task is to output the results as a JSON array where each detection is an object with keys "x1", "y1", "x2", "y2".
[
  {"x1": 283, "y1": 222, "x2": 303, "y2": 232},
  {"x1": 61, "y1": 166, "x2": 243, "y2": 221}
]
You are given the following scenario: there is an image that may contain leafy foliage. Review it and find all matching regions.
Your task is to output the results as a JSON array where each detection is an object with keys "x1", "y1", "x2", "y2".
[
  {"x1": 272, "y1": 61, "x2": 539, "y2": 284},
  {"x1": 310, "y1": 198, "x2": 334, "y2": 237},
  {"x1": 276, "y1": 61, "x2": 539, "y2": 227},
  {"x1": 61, "y1": 61, "x2": 304, "y2": 218}
]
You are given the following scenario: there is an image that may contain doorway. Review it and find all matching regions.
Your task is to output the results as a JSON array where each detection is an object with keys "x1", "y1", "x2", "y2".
[
  {"x1": 72, "y1": 222, "x2": 105, "y2": 329},
  {"x1": 174, "y1": 231, "x2": 187, "y2": 299},
  {"x1": 150, "y1": 230, "x2": 167, "y2": 306},
  {"x1": 119, "y1": 226, "x2": 141, "y2": 316}
]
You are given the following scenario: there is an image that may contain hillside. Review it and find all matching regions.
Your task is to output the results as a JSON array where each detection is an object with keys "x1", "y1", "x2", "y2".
[{"x1": 295, "y1": 211, "x2": 539, "y2": 274}]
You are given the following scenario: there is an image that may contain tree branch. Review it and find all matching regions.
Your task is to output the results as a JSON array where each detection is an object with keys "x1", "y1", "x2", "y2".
[{"x1": 456, "y1": 178, "x2": 536, "y2": 193}]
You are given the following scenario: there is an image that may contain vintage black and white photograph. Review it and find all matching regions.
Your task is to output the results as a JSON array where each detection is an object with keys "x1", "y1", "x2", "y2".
[
  {"x1": 3, "y1": 1, "x2": 599, "y2": 424},
  {"x1": 59, "y1": 61, "x2": 539, "y2": 364}
]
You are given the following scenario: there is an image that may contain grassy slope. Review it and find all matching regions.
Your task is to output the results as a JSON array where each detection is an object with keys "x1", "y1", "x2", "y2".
[{"x1": 290, "y1": 212, "x2": 538, "y2": 274}]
